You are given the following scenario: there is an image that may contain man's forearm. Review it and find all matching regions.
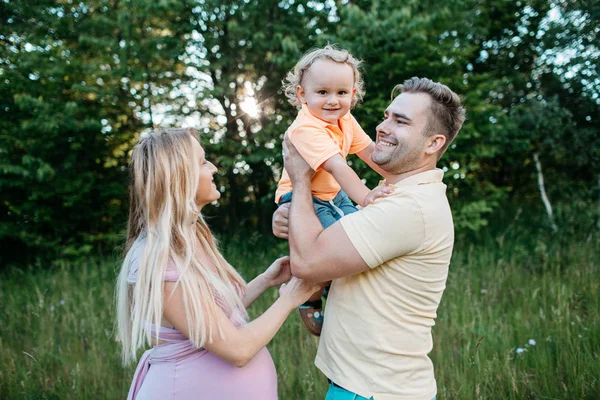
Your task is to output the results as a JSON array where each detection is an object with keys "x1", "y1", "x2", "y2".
[{"x1": 288, "y1": 178, "x2": 323, "y2": 273}]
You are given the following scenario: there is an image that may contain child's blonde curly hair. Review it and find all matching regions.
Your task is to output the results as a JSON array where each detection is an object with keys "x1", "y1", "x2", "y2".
[{"x1": 282, "y1": 45, "x2": 365, "y2": 109}]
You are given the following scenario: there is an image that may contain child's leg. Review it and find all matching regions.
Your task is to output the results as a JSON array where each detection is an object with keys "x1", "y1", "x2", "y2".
[{"x1": 331, "y1": 189, "x2": 358, "y2": 216}]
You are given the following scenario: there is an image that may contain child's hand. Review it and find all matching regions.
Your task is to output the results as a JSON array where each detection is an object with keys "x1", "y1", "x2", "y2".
[{"x1": 362, "y1": 184, "x2": 393, "y2": 206}]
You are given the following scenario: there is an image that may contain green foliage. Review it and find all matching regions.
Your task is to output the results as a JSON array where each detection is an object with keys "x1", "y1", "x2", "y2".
[
  {"x1": 1, "y1": 0, "x2": 599, "y2": 260},
  {"x1": 0, "y1": 0, "x2": 195, "y2": 263},
  {"x1": 182, "y1": 0, "x2": 336, "y2": 232}
]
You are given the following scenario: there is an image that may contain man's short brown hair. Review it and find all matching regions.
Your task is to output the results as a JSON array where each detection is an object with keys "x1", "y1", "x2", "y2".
[{"x1": 393, "y1": 77, "x2": 466, "y2": 159}]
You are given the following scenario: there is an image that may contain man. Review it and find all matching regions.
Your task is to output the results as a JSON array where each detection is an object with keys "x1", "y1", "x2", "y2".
[{"x1": 273, "y1": 77, "x2": 466, "y2": 400}]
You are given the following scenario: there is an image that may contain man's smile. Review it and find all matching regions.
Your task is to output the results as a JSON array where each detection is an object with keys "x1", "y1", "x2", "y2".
[{"x1": 376, "y1": 135, "x2": 398, "y2": 148}]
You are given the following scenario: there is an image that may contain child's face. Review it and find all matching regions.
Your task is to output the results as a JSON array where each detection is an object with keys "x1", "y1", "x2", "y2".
[{"x1": 296, "y1": 58, "x2": 356, "y2": 124}]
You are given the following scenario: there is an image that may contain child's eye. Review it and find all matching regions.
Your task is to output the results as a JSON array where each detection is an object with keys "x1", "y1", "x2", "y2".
[
  {"x1": 339, "y1": 91, "x2": 347, "y2": 95},
  {"x1": 318, "y1": 90, "x2": 327, "y2": 95}
]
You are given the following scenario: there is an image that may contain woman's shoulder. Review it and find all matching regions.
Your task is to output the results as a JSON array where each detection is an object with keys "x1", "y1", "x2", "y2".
[
  {"x1": 125, "y1": 238, "x2": 144, "y2": 284},
  {"x1": 126, "y1": 237, "x2": 179, "y2": 284}
]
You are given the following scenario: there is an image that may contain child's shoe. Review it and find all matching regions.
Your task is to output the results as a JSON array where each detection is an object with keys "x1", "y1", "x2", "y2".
[{"x1": 298, "y1": 299, "x2": 323, "y2": 336}]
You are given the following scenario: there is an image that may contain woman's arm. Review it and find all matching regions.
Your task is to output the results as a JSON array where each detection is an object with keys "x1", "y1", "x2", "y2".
[
  {"x1": 163, "y1": 277, "x2": 318, "y2": 368},
  {"x1": 242, "y1": 256, "x2": 291, "y2": 308},
  {"x1": 242, "y1": 274, "x2": 270, "y2": 309}
]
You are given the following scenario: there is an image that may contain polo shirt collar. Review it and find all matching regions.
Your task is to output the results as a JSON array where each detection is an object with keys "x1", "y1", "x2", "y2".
[
  {"x1": 389, "y1": 168, "x2": 444, "y2": 187},
  {"x1": 300, "y1": 104, "x2": 351, "y2": 128}
]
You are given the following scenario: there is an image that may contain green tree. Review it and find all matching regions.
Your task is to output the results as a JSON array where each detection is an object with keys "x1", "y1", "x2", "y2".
[
  {"x1": 184, "y1": 0, "x2": 336, "y2": 232},
  {"x1": 0, "y1": 0, "x2": 195, "y2": 264}
]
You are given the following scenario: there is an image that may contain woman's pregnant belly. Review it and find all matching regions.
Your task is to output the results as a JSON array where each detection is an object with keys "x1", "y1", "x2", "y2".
[{"x1": 135, "y1": 347, "x2": 278, "y2": 400}]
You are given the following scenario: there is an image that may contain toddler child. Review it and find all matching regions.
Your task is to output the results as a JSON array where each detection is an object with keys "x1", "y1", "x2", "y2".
[{"x1": 275, "y1": 45, "x2": 388, "y2": 336}]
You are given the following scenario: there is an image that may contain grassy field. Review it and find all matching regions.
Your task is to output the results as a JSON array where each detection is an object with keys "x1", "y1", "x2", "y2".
[{"x1": 0, "y1": 228, "x2": 598, "y2": 399}]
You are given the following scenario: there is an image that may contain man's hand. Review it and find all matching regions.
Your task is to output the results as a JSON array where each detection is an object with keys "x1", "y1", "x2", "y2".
[
  {"x1": 272, "y1": 203, "x2": 290, "y2": 239},
  {"x1": 283, "y1": 135, "x2": 315, "y2": 184}
]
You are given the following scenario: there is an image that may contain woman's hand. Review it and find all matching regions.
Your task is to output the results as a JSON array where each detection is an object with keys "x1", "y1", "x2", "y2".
[
  {"x1": 262, "y1": 256, "x2": 292, "y2": 288},
  {"x1": 278, "y1": 277, "x2": 320, "y2": 309}
]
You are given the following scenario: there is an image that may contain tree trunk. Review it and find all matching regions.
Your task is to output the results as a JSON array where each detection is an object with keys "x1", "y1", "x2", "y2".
[{"x1": 533, "y1": 152, "x2": 558, "y2": 233}]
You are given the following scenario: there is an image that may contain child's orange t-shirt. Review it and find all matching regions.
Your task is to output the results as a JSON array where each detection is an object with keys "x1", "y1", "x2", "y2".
[{"x1": 275, "y1": 104, "x2": 372, "y2": 203}]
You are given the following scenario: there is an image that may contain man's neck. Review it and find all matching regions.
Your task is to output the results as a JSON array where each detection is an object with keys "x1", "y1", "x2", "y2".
[{"x1": 384, "y1": 163, "x2": 437, "y2": 186}]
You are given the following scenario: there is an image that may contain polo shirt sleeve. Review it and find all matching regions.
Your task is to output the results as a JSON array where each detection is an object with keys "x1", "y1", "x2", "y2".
[
  {"x1": 348, "y1": 114, "x2": 373, "y2": 155},
  {"x1": 339, "y1": 193, "x2": 425, "y2": 268},
  {"x1": 289, "y1": 126, "x2": 341, "y2": 171}
]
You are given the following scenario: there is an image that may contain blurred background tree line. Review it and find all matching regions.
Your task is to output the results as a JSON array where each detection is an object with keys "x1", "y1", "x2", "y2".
[{"x1": 1, "y1": 0, "x2": 598, "y2": 265}]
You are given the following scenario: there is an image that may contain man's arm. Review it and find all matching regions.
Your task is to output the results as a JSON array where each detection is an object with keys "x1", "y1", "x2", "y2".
[{"x1": 283, "y1": 137, "x2": 369, "y2": 282}]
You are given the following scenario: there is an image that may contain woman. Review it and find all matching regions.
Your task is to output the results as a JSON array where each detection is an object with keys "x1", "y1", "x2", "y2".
[{"x1": 116, "y1": 128, "x2": 318, "y2": 399}]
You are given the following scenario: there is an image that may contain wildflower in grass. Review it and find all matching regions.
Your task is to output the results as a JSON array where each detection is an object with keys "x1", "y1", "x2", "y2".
[
  {"x1": 59, "y1": 299, "x2": 65, "y2": 306},
  {"x1": 50, "y1": 305, "x2": 55, "y2": 312},
  {"x1": 516, "y1": 348, "x2": 526, "y2": 354},
  {"x1": 528, "y1": 339, "x2": 536, "y2": 346}
]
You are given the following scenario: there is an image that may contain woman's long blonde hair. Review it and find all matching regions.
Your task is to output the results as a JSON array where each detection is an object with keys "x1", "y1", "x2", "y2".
[{"x1": 116, "y1": 128, "x2": 247, "y2": 365}]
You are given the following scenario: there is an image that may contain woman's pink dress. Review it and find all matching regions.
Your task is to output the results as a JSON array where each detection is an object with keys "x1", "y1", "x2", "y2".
[{"x1": 125, "y1": 243, "x2": 278, "y2": 400}]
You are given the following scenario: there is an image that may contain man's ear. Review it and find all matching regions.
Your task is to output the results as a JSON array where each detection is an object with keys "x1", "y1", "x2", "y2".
[
  {"x1": 296, "y1": 85, "x2": 306, "y2": 103},
  {"x1": 425, "y1": 134, "x2": 446, "y2": 155}
]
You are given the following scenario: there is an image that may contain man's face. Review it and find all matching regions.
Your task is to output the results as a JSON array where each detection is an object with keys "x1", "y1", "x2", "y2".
[{"x1": 372, "y1": 92, "x2": 432, "y2": 174}]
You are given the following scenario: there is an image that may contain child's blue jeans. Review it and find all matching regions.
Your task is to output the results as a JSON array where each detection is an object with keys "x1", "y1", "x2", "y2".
[{"x1": 278, "y1": 190, "x2": 357, "y2": 229}]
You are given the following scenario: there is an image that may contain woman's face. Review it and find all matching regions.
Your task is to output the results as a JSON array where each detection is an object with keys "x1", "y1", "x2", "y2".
[{"x1": 193, "y1": 139, "x2": 220, "y2": 208}]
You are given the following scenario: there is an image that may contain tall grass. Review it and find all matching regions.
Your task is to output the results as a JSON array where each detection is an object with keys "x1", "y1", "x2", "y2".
[{"x1": 0, "y1": 228, "x2": 598, "y2": 399}]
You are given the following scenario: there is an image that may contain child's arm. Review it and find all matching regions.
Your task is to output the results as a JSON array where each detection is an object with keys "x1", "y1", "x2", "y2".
[
  {"x1": 356, "y1": 142, "x2": 390, "y2": 179},
  {"x1": 322, "y1": 154, "x2": 390, "y2": 207}
]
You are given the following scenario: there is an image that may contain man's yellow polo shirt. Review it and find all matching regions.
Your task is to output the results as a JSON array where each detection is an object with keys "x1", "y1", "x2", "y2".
[
  {"x1": 275, "y1": 104, "x2": 372, "y2": 203},
  {"x1": 316, "y1": 169, "x2": 454, "y2": 400}
]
